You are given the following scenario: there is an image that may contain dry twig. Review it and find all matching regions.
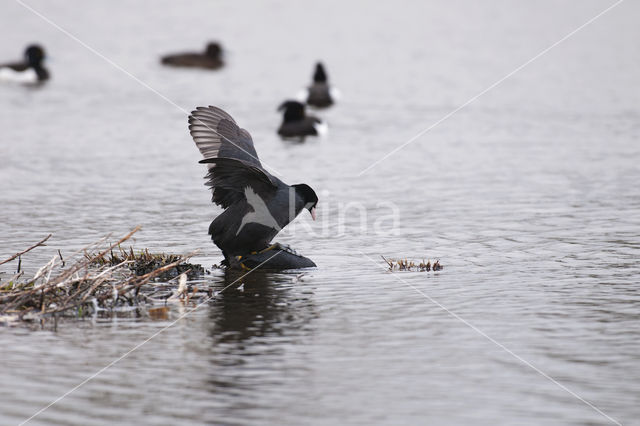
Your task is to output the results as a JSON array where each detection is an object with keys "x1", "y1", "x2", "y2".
[
  {"x1": 0, "y1": 227, "x2": 204, "y2": 324},
  {"x1": 382, "y1": 256, "x2": 443, "y2": 272},
  {"x1": 0, "y1": 234, "x2": 52, "y2": 266}
]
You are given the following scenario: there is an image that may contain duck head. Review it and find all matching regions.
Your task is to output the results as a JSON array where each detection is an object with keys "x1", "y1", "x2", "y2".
[
  {"x1": 205, "y1": 42, "x2": 222, "y2": 58},
  {"x1": 278, "y1": 100, "x2": 306, "y2": 122},
  {"x1": 25, "y1": 45, "x2": 45, "y2": 66},
  {"x1": 313, "y1": 62, "x2": 327, "y2": 83}
]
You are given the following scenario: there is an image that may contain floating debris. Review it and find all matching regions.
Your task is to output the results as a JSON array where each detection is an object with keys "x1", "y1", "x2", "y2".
[
  {"x1": 0, "y1": 227, "x2": 204, "y2": 326},
  {"x1": 148, "y1": 306, "x2": 170, "y2": 320},
  {"x1": 91, "y1": 246, "x2": 204, "y2": 280},
  {"x1": 382, "y1": 256, "x2": 443, "y2": 272}
]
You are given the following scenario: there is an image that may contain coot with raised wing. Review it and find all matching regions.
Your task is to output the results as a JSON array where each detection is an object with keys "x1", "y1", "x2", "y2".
[{"x1": 188, "y1": 106, "x2": 318, "y2": 269}]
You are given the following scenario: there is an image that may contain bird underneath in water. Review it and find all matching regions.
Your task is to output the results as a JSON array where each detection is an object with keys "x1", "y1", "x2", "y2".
[
  {"x1": 277, "y1": 100, "x2": 327, "y2": 138},
  {"x1": 0, "y1": 44, "x2": 49, "y2": 84},
  {"x1": 161, "y1": 42, "x2": 224, "y2": 70},
  {"x1": 188, "y1": 106, "x2": 318, "y2": 263},
  {"x1": 297, "y1": 62, "x2": 340, "y2": 108}
]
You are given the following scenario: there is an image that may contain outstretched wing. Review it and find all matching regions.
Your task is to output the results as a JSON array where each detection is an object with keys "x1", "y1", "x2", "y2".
[
  {"x1": 189, "y1": 105, "x2": 261, "y2": 166},
  {"x1": 188, "y1": 106, "x2": 278, "y2": 208},
  {"x1": 198, "y1": 158, "x2": 278, "y2": 208}
]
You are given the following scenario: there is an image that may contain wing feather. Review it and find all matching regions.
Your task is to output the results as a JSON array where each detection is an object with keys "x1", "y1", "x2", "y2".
[
  {"x1": 188, "y1": 106, "x2": 261, "y2": 166},
  {"x1": 188, "y1": 106, "x2": 278, "y2": 208},
  {"x1": 199, "y1": 158, "x2": 277, "y2": 208}
]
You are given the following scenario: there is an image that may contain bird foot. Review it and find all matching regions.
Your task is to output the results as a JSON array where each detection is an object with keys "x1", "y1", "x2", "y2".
[{"x1": 261, "y1": 242, "x2": 299, "y2": 256}]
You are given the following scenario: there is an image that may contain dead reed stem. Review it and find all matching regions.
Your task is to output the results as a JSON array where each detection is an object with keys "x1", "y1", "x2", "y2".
[
  {"x1": 0, "y1": 227, "x2": 202, "y2": 324},
  {"x1": 381, "y1": 256, "x2": 443, "y2": 272},
  {"x1": 0, "y1": 234, "x2": 52, "y2": 266}
]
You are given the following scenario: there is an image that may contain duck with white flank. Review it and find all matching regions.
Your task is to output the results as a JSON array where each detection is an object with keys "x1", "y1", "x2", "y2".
[
  {"x1": 297, "y1": 62, "x2": 339, "y2": 108},
  {"x1": 277, "y1": 100, "x2": 327, "y2": 138},
  {"x1": 161, "y1": 42, "x2": 224, "y2": 70},
  {"x1": 189, "y1": 106, "x2": 318, "y2": 270},
  {"x1": 0, "y1": 45, "x2": 49, "y2": 84}
]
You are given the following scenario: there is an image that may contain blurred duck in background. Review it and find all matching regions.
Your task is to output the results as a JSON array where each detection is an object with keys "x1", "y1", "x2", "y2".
[
  {"x1": 297, "y1": 62, "x2": 339, "y2": 108},
  {"x1": 0, "y1": 44, "x2": 49, "y2": 84},
  {"x1": 161, "y1": 41, "x2": 224, "y2": 70},
  {"x1": 277, "y1": 100, "x2": 327, "y2": 138}
]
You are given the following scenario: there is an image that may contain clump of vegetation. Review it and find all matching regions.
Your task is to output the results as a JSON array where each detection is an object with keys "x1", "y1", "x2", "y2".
[
  {"x1": 92, "y1": 246, "x2": 204, "y2": 279},
  {"x1": 382, "y1": 256, "x2": 443, "y2": 272},
  {"x1": 0, "y1": 227, "x2": 205, "y2": 326}
]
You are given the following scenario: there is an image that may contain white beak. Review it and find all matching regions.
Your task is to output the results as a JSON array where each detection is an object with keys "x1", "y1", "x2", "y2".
[{"x1": 310, "y1": 207, "x2": 316, "y2": 221}]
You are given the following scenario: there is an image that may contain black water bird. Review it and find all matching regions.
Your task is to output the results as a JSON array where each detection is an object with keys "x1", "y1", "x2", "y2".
[
  {"x1": 161, "y1": 42, "x2": 224, "y2": 69},
  {"x1": 0, "y1": 45, "x2": 49, "y2": 84},
  {"x1": 277, "y1": 100, "x2": 327, "y2": 138},
  {"x1": 188, "y1": 106, "x2": 318, "y2": 262},
  {"x1": 298, "y1": 62, "x2": 339, "y2": 108}
]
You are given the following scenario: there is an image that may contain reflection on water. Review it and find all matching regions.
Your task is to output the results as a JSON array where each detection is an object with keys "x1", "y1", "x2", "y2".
[
  {"x1": 207, "y1": 271, "x2": 316, "y2": 424},
  {"x1": 209, "y1": 271, "x2": 314, "y2": 346}
]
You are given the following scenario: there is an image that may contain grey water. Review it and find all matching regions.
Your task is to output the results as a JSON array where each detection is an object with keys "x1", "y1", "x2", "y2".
[{"x1": 1, "y1": 0, "x2": 640, "y2": 424}]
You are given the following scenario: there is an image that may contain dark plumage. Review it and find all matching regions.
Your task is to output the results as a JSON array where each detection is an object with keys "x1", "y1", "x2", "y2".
[
  {"x1": 304, "y1": 62, "x2": 334, "y2": 108},
  {"x1": 277, "y1": 100, "x2": 326, "y2": 138},
  {"x1": 161, "y1": 42, "x2": 224, "y2": 69},
  {"x1": 188, "y1": 106, "x2": 318, "y2": 261},
  {"x1": 0, "y1": 45, "x2": 49, "y2": 83}
]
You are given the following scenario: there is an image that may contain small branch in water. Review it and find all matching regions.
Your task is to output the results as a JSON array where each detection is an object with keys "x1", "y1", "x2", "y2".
[
  {"x1": 0, "y1": 233, "x2": 52, "y2": 266},
  {"x1": 381, "y1": 255, "x2": 393, "y2": 269},
  {"x1": 382, "y1": 257, "x2": 443, "y2": 272}
]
